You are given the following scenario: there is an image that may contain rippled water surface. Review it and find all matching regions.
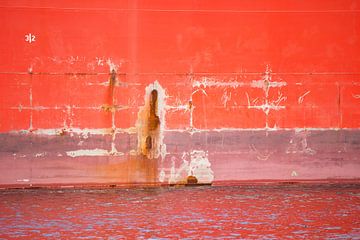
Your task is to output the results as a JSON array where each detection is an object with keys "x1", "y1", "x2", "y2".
[{"x1": 0, "y1": 184, "x2": 359, "y2": 239}]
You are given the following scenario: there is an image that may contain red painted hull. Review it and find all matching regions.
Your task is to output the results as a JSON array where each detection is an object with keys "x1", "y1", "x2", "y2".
[{"x1": 0, "y1": 0, "x2": 359, "y2": 187}]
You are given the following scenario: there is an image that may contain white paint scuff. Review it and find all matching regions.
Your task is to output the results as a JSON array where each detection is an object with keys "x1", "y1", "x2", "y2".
[
  {"x1": 291, "y1": 170, "x2": 298, "y2": 177},
  {"x1": 188, "y1": 150, "x2": 214, "y2": 183},
  {"x1": 286, "y1": 131, "x2": 316, "y2": 155},
  {"x1": 34, "y1": 152, "x2": 46, "y2": 158},
  {"x1": 221, "y1": 90, "x2": 232, "y2": 108},
  {"x1": 298, "y1": 91, "x2": 311, "y2": 104},
  {"x1": 17, "y1": 179, "x2": 30, "y2": 182},
  {"x1": 168, "y1": 150, "x2": 214, "y2": 184},
  {"x1": 106, "y1": 58, "x2": 119, "y2": 72},
  {"x1": 246, "y1": 91, "x2": 286, "y2": 115},
  {"x1": 193, "y1": 76, "x2": 245, "y2": 88},
  {"x1": 66, "y1": 149, "x2": 124, "y2": 158},
  {"x1": 249, "y1": 144, "x2": 274, "y2": 161}
]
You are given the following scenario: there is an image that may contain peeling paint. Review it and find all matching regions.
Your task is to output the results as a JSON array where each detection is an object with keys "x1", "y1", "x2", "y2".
[
  {"x1": 168, "y1": 150, "x2": 214, "y2": 184},
  {"x1": 188, "y1": 150, "x2": 214, "y2": 183}
]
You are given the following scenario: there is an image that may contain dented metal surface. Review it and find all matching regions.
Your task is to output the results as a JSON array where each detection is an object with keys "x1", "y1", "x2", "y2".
[{"x1": 0, "y1": 0, "x2": 360, "y2": 187}]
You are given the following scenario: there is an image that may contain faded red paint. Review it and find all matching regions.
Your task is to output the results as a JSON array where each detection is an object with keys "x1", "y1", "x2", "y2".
[{"x1": 0, "y1": 0, "x2": 359, "y2": 186}]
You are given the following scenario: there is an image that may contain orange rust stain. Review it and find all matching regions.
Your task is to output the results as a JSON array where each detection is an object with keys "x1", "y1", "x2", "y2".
[
  {"x1": 104, "y1": 70, "x2": 117, "y2": 111},
  {"x1": 188, "y1": 100, "x2": 193, "y2": 110},
  {"x1": 148, "y1": 90, "x2": 160, "y2": 131},
  {"x1": 58, "y1": 128, "x2": 67, "y2": 136},
  {"x1": 138, "y1": 89, "x2": 161, "y2": 158},
  {"x1": 96, "y1": 87, "x2": 162, "y2": 184},
  {"x1": 186, "y1": 176, "x2": 198, "y2": 185},
  {"x1": 101, "y1": 104, "x2": 114, "y2": 112},
  {"x1": 96, "y1": 155, "x2": 158, "y2": 184}
]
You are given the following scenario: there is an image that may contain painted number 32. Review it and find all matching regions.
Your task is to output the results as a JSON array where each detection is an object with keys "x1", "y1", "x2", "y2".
[{"x1": 25, "y1": 33, "x2": 36, "y2": 43}]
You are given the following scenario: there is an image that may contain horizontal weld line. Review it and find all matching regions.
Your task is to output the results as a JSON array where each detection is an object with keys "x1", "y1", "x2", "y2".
[
  {"x1": 0, "y1": 6, "x2": 359, "y2": 13},
  {"x1": 1, "y1": 72, "x2": 360, "y2": 76},
  {"x1": 5, "y1": 127, "x2": 360, "y2": 136},
  {"x1": 7, "y1": 106, "x2": 131, "y2": 110}
]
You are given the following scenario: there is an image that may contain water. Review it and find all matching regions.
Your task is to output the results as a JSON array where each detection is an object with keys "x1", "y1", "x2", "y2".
[{"x1": 0, "y1": 184, "x2": 359, "y2": 239}]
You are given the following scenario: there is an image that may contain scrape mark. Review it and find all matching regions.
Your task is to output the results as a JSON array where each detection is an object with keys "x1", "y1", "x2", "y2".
[
  {"x1": 298, "y1": 91, "x2": 311, "y2": 104},
  {"x1": 34, "y1": 152, "x2": 46, "y2": 158},
  {"x1": 66, "y1": 149, "x2": 124, "y2": 158},
  {"x1": 352, "y1": 94, "x2": 360, "y2": 99},
  {"x1": 291, "y1": 170, "x2": 298, "y2": 177},
  {"x1": 165, "y1": 97, "x2": 190, "y2": 112},
  {"x1": 16, "y1": 179, "x2": 30, "y2": 182},
  {"x1": 286, "y1": 130, "x2": 316, "y2": 155},
  {"x1": 221, "y1": 90, "x2": 232, "y2": 107},
  {"x1": 249, "y1": 144, "x2": 274, "y2": 161},
  {"x1": 106, "y1": 59, "x2": 120, "y2": 72},
  {"x1": 246, "y1": 91, "x2": 286, "y2": 115},
  {"x1": 245, "y1": 66, "x2": 287, "y2": 128},
  {"x1": 193, "y1": 76, "x2": 245, "y2": 88}
]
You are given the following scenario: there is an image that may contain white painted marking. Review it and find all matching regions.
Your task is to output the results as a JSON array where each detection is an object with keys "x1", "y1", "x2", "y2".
[{"x1": 25, "y1": 33, "x2": 36, "y2": 43}]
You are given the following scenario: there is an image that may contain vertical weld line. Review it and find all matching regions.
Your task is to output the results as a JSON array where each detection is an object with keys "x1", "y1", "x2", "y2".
[
  {"x1": 189, "y1": 73, "x2": 194, "y2": 129},
  {"x1": 338, "y1": 82, "x2": 342, "y2": 128},
  {"x1": 28, "y1": 73, "x2": 33, "y2": 183},
  {"x1": 29, "y1": 73, "x2": 33, "y2": 130},
  {"x1": 110, "y1": 71, "x2": 116, "y2": 129},
  {"x1": 110, "y1": 71, "x2": 117, "y2": 153},
  {"x1": 202, "y1": 85, "x2": 208, "y2": 148}
]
